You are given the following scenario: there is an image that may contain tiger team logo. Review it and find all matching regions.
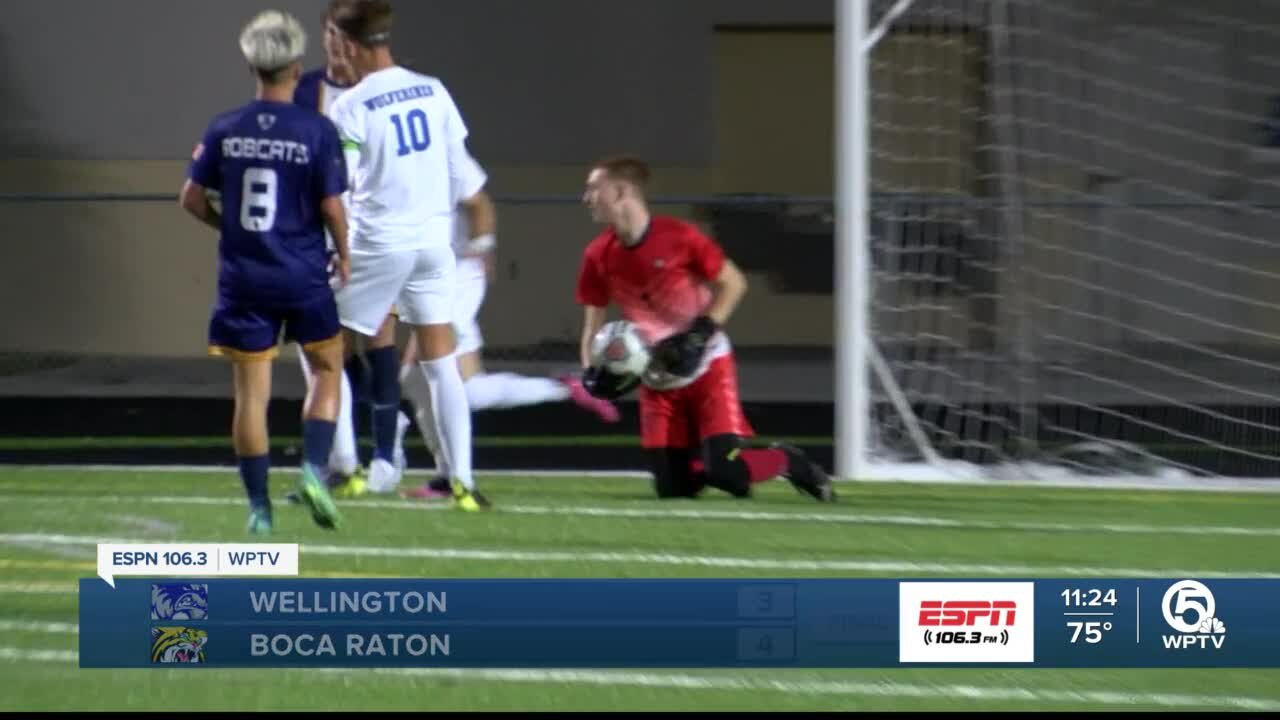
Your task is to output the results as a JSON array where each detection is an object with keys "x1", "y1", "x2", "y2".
[
  {"x1": 151, "y1": 627, "x2": 208, "y2": 664},
  {"x1": 151, "y1": 583, "x2": 209, "y2": 621}
]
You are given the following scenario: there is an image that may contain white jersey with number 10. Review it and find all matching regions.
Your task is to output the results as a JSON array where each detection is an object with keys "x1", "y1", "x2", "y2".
[{"x1": 328, "y1": 65, "x2": 473, "y2": 253}]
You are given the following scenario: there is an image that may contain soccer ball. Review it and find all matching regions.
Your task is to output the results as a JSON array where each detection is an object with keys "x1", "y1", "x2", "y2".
[{"x1": 590, "y1": 321, "x2": 651, "y2": 377}]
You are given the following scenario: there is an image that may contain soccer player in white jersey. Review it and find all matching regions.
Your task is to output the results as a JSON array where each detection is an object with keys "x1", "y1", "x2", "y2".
[
  {"x1": 289, "y1": 2, "x2": 363, "y2": 492},
  {"x1": 397, "y1": 158, "x2": 622, "y2": 499},
  {"x1": 327, "y1": 0, "x2": 487, "y2": 510}
]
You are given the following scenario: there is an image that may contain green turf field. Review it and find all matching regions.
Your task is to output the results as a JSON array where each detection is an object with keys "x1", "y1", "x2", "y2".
[{"x1": 2, "y1": 467, "x2": 1280, "y2": 711}]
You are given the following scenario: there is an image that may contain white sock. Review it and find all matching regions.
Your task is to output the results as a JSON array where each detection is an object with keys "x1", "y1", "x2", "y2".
[
  {"x1": 419, "y1": 356, "x2": 472, "y2": 490},
  {"x1": 400, "y1": 363, "x2": 449, "y2": 477},
  {"x1": 330, "y1": 370, "x2": 359, "y2": 475},
  {"x1": 298, "y1": 353, "x2": 358, "y2": 475},
  {"x1": 464, "y1": 372, "x2": 570, "y2": 411}
]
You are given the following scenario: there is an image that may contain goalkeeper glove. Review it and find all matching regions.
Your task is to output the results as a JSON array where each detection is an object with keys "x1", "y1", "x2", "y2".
[
  {"x1": 651, "y1": 315, "x2": 718, "y2": 378},
  {"x1": 582, "y1": 364, "x2": 641, "y2": 400}
]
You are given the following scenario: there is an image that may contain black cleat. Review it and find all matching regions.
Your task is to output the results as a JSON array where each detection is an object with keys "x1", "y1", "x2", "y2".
[
  {"x1": 470, "y1": 488, "x2": 493, "y2": 509},
  {"x1": 773, "y1": 443, "x2": 837, "y2": 503},
  {"x1": 428, "y1": 475, "x2": 452, "y2": 494}
]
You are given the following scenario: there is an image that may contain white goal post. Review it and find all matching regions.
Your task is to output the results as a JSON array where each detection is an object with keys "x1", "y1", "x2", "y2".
[{"x1": 837, "y1": 0, "x2": 1280, "y2": 483}]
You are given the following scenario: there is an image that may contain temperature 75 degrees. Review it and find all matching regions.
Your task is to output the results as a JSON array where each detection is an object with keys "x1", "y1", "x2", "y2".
[{"x1": 1068, "y1": 620, "x2": 1112, "y2": 644}]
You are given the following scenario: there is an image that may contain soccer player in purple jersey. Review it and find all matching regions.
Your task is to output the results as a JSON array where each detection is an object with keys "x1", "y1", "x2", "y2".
[{"x1": 179, "y1": 11, "x2": 352, "y2": 534}]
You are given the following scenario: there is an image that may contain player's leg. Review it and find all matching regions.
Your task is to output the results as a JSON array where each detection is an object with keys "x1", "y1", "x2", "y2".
[
  {"x1": 462, "y1": 369, "x2": 619, "y2": 418},
  {"x1": 334, "y1": 248, "x2": 414, "y2": 494},
  {"x1": 640, "y1": 385, "x2": 704, "y2": 498},
  {"x1": 693, "y1": 354, "x2": 835, "y2": 502},
  {"x1": 400, "y1": 245, "x2": 484, "y2": 510},
  {"x1": 648, "y1": 447, "x2": 702, "y2": 498},
  {"x1": 288, "y1": 296, "x2": 348, "y2": 529},
  {"x1": 296, "y1": 349, "x2": 359, "y2": 482},
  {"x1": 399, "y1": 334, "x2": 453, "y2": 499},
  {"x1": 231, "y1": 359, "x2": 274, "y2": 532},
  {"x1": 209, "y1": 305, "x2": 282, "y2": 534},
  {"x1": 364, "y1": 311, "x2": 404, "y2": 490},
  {"x1": 452, "y1": 274, "x2": 619, "y2": 420}
]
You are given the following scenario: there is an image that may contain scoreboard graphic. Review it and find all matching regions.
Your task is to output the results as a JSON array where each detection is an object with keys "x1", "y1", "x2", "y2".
[{"x1": 77, "y1": 577, "x2": 1279, "y2": 668}]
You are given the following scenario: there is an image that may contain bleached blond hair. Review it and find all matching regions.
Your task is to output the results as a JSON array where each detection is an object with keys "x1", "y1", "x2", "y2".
[{"x1": 239, "y1": 10, "x2": 307, "y2": 71}]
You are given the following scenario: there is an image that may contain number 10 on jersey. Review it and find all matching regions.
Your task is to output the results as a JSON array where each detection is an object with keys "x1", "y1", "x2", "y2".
[{"x1": 390, "y1": 109, "x2": 430, "y2": 156}]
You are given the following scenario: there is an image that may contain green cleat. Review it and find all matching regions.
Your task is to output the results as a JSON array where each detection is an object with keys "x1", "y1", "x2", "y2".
[
  {"x1": 451, "y1": 482, "x2": 491, "y2": 512},
  {"x1": 247, "y1": 505, "x2": 274, "y2": 535},
  {"x1": 297, "y1": 463, "x2": 343, "y2": 530}
]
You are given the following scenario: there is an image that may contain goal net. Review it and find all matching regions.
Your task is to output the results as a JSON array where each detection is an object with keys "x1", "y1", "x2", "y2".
[{"x1": 862, "y1": 0, "x2": 1280, "y2": 482}]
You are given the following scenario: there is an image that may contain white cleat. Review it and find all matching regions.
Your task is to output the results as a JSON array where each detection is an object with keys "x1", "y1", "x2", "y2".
[{"x1": 366, "y1": 458, "x2": 403, "y2": 494}]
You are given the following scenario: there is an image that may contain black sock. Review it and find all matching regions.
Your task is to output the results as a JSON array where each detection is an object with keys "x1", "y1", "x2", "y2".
[{"x1": 366, "y1": 346, "x2": 400, "y2": 463}]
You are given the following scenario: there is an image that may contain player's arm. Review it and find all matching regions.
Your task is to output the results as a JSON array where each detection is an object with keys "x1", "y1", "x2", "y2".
[
  {"x1": 318, "y1": 119, "x2": 352, "y2": 286},
  {"x1": 320, "y1": 195, "x2": 350, "y2": 285},
  {"x1": 179, "y1": 179, "x2": 220, "y2": 231},
  {"x1": 579, "y1": 304, "x2": 638, "y2": 399},
  {"x1": 651, "y1": 229, "x2": 746, "y2": 377},
  {"x1": 443, "y1": 90, "x2": 497, "y2": 258},
  {"x1": 575, "y1": 248, "x2": 635, "y2": 399},
  {"x1": 328, "y1": 98, "x2": 363, "y2": 192},
  {"x1": 459, "y1": 188, "x2": 498, "y2": 280},
  {"x1": 180, "y1": 128, "x2": 223, "y2": 231},
  {"x1": 579, "y1": 305, "x2": 609, "y2": 368},
  {"x1": 704, "y1": 258, "x2": 748, "y2": 327},
  {"x1": 458, "y1": 189, "x2": 497, "y2": 255}
]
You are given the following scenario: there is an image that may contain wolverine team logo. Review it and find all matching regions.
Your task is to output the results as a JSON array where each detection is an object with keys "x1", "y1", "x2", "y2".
[
  {"x1": 151, "y1": 583, "x2": 209, "y2": 620},
  {"x1": 899, "y1": 582, "x2": 1035, "y2": 663},
  {"x1": 151, "y1": 627, "x2": 208, "y2": 664}
]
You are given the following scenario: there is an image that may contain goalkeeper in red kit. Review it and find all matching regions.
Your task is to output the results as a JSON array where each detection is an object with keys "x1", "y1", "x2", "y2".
[{"x1": 575, "y1": 156, "x2": 835, "y2": 502}]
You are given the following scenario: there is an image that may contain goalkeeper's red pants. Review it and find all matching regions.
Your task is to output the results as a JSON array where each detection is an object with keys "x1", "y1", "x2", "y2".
[{"x1": 638, "y1": 353, "x2": 754, "y2": 449}]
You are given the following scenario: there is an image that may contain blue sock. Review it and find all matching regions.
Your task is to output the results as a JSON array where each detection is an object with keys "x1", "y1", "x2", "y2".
[
  {"x1": 345, "y1": 354, "x2": 369, "y2": 405},
  {"x1": 303, "y1": 419, "x2": 337, "y2": 470},
  {"x1": 238, "y1": 455, "x2": 270, "y2": 508},
  {"x1": 366, "y1": 346, "x2": 400, "y2": 463}
]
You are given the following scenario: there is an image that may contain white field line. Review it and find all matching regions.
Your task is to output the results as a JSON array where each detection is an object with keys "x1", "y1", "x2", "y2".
[
  {"x1": 0, "y1": 640, "x2": 1274, "y2": 710},
  {"x1": 0, "y1": 620, "x2": 77, "y2": 634},
  {"x1": 1, "y1": 492, "x2": 1278, "y2": 539},
  {"x1": 5, "y1": 464, "x2": 1280, "y2": 493},
  {"x1": 0, "y1": 582, "x2": 77, "y2": 594},
  {"x1": 0, "y1": 531, "x2": 1277, "y2": 578}
]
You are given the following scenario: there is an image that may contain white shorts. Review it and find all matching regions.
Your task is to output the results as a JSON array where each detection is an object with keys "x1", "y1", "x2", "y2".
[
  {"x1": 452, "y1": 258, "x2": 487, "y2": 354},
  {"x1": 336, "y1": 245, "x2": 456, "y2": 336}
]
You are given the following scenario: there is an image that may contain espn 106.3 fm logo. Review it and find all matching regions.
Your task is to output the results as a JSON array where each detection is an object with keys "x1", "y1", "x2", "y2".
[{"x1": 898, "y1": 582, "x2": 1035, "y2": 663}]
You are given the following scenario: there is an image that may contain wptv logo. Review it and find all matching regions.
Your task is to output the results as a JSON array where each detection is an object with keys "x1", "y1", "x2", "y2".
[
  {"x1": 1161, "y1": 579, "x2": 1226, "y2": 650},
  {"x1": 899, "y1": 582, "x2": 1035, "y2": 663}
]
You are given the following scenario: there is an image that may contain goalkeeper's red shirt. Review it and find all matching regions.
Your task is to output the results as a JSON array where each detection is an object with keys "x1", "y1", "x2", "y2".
[{"x1": 576, "y1": 215, "x2": 731, "y2": 389}]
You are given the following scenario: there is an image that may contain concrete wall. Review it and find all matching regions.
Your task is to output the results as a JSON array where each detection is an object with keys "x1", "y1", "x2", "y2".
[
  {"x1": 0, "y1": 0, "x2": 838, "y2": 358},
  {"x1": 5, "y1": 0, "x2": 1280, "y2": 362}
]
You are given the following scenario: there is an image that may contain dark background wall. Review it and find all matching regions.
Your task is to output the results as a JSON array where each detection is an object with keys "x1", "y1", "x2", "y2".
[{"x1": 0, "y1": 0, "x2": 834, "y2": 163}]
